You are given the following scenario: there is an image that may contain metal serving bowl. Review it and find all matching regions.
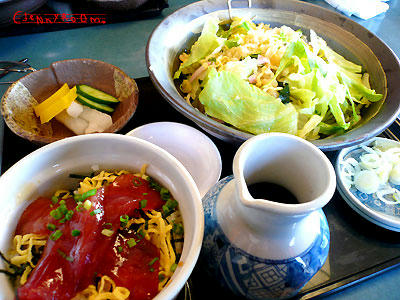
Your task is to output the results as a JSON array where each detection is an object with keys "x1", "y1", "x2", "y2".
[{"x1": 146, "y1": 0, "x2": 400, "y2": 151}]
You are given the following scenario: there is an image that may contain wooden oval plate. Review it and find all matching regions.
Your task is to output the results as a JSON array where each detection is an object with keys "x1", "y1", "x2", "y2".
[{"x1": 1, "y1": 58, "x2": 139, "y2": 144}]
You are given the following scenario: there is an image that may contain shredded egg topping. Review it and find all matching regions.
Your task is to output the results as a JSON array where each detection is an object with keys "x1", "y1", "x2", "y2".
[
  {"x1": 7, "y1": 166, "x2": 183, "y2": 298},
  {"x1": 72, "y1": 275, "x2": 130, "y2": 300},
  {"x1": 9, "y1": 234, "x2": 47, "y2": 285}
]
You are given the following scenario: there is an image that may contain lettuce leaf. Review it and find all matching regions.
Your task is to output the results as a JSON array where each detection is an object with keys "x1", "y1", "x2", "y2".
[
  {"x1": 174, "y1": 18, "x2": 223, "y2": 79},
  {"x1": 309, "y1": 30, "x2": 382, "y2": 103},
  {"x1": 310, "y1": 29, "x2": 362, "y2": 74},
  {"x1": 338, "y1": 71, "x2": 383, "y2": 102},
  {"x1": 297, "y1": 114, "x2": 323, "y2": 139},
  {"x1": 222, "y1": 56, "x2": 258, "y2": 80},
  {"x1": 268, "y1": 40, "x2": 327, "y2": 87},
  {"x1": 199, "y1": 69, "x2": 298, "y2": 135}
]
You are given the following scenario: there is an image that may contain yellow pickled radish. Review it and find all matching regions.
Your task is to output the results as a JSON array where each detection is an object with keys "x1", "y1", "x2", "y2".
[
  {"x1": 38, "y1": 86, "x2": 77, "y2": 124},
  {"x1": 34, "y1": 83, "x2": 70, "y2": 116}
]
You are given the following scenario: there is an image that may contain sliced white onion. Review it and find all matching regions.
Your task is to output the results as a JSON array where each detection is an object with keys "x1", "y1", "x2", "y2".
[
  {"x1": 341, "y1": 159, "x2": 356, "y2": 176},
  {"x1": 341, "y1": 143, "x2": 400, "y2": 207},
  {"x1": 354, "y1": 170, "x2": 380, "y2": 194},
  {"x1": 359, "y1": 153, "x2": 381, "y2": 169},
  {"x1": 345, "y1": 157, "x2": 359, "y2": 167},
  {"x1": 376, "y1": 188, "x2": 400, "y2": 205},
  {"x1": 390, "y1": 162, "x2": 400, "y2": 185},
  {"x1": 361, "y1": 145, "x2": 377, "y2": 155}
]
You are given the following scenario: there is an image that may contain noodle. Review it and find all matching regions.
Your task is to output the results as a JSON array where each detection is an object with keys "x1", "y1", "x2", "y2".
[
  {"x1": 130, "y1": 209, "x2": 182, "y2": 290},
  {"x1": 76, "y1": 170, "x2": 130, "y2": 194},
  {"x1": 9, "y1": 234, "x2": 47, "y2": 285},
  {"x1": 7, "y1": 167, "x2": 183, "y2": 299},
  {"x1": 72, "y1": 275, "x2": 130, "y2": 300}
]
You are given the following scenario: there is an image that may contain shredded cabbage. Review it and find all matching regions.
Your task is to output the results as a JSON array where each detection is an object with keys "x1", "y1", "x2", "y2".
[{"x1": 175, "y1": 17, "x2": 383, "y2": 140}]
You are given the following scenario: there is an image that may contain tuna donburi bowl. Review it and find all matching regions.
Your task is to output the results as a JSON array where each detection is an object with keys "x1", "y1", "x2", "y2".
[{"x1": 0, "y1": 133, "x2": 203, "y2": 299}]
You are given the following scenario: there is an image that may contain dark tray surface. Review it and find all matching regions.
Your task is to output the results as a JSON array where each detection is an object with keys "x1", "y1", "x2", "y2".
[{"x1": 2, "y1": 77, "x2": 400, "y2": 299}]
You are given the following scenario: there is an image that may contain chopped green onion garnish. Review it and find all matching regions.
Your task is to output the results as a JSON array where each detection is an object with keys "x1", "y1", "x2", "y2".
[
  {"x1": 58, "y1": 203, "x2": 68, "y2": 215},
  {"x1": 127, "y1": 238, "x2": 137, "y2": 248},
  {"x1": 82, "y1": 189, "x2": 97, "y2": 200},
  {"x1": 120, "y1": 215, "x2": 129, "y2": 227},
  {"x1": 71, "y1": 230, "x2": 81, "y2": 237},
  {"x1": 118, "y1": 246, "x2": 123, "y2": 253},
  {"x1": 90, "y1": 209, "x2": 101, "y2": 216},
  {"x1": 137, "y1": 229, "x2": 146, "y2": 239},
  {"x1": 167, "y1": 199, "x2": 178, "y2": 209},
  {"x1": 132, "y1": 178, "x2": 142, "y2": 187},
  {"x1": 50, "y1": 230, "x2": 63, "y2": 241},
  {"x1": 57, "y1": 249, "x2": 73, "y2": 262},
  {"x1": 140, "y1": 199, "x2": 147, "y2": 209},
  {"x1": 162, "y1": 199, "x2": 178, "y2": 217},
  {"x1": 160, "y1": 187, "x2": 170, "y2": 201},
  {"x1": 158, "y1": 274, "x2": 166, "y2": 282},
  {"x1": 65, "y1": 210, "x2": 74, "y2": 221},
  {"x1": 120, "y1": 215, "x2": 129, "y2": 222},
  {"x1": 170, "y1": 263, "x2": 178, "y2": 272},
  {"x1": 59, "y1": 209, "x2": 74, "y2": 224},
  {"x1": 51, "y1": 196, "x2": 59, "y2": 204},
  {"x1": 47, "y1": 223, "x2": 56, "y2": 231},
  {"x1": 148, "y1": 257, "x2": 159, "y2": 266},
  {"x1": 149, "y1": 177, "x2": 162, "y2": 191},
  {"x1": 74, "y1": 189, "x2": 97, "y2": 202},
  {"x1": 50, "y1": 209, "x2": 63, "y2": 220},
  {"x1": 76, "y1": 203, "x2": 84, "y2": 212},
  {"x1": 172, "y1": 223, "x2": 184, "y2": 235}
]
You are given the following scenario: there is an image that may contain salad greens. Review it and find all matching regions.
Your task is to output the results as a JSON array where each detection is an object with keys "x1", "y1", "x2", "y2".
[
  {"x1": 175, "y1": 17, "x2": 384, "y2": 140},
  {"x1": 199, "y1": 68, "x2": 298, "y2": 135}
]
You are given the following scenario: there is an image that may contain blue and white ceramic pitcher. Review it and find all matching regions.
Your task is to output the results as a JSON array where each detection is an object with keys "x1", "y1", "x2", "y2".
[{"x1": 202, "y1": 133, "x2": 336, "y2": 299}]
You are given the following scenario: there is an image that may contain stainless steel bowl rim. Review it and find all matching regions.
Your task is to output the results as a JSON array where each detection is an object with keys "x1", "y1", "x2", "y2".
[{"x1": 146, "y1": 0, "x2": 400, "y2": 151}]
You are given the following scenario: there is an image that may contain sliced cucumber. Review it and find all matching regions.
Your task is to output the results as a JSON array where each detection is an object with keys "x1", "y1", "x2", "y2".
[
  {"x1": 76, "y1": 84, "x2": 119, "y2": 105},
  {"x1": 76, "y1": 95, "x2": 114, "y2": 114}
]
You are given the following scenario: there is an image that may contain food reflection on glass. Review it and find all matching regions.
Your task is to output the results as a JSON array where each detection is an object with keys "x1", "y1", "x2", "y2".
[
  {"x1": 34, "y1": 83, "x2": 120, "y2": 135},
  {"x1": 174, "y1": 17, "x2": 383, "y2": 140},
  {"x1": 341, "y1": 139, "x2": 400, "y2": 204},
  {"x1": 0, "y1": 166, "x2": 184, "y2": 300}
]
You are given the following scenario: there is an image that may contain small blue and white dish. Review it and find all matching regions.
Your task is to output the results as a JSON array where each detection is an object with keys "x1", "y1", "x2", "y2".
[{"x1": 336, "y1": 137, "x2": 400, "y2": 232}]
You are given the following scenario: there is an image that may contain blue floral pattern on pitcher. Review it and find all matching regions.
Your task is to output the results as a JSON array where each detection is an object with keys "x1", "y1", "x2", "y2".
[{"x1": 201, "y1": 176, "x2": 330, "y2": 300}]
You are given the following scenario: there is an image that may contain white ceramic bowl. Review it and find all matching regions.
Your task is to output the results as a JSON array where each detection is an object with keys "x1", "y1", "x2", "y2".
[
  {"x1": 127, "y1": 122, "x2": 222, "y2": 197},
  {"x1": 0, "y1": 133, "x2": 204, "y2": 299}
]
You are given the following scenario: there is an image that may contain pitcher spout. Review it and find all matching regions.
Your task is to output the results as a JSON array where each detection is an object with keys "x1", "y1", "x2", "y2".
[{"x1": 233, "y1": 133, "x2": 336, "y2": 216}]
